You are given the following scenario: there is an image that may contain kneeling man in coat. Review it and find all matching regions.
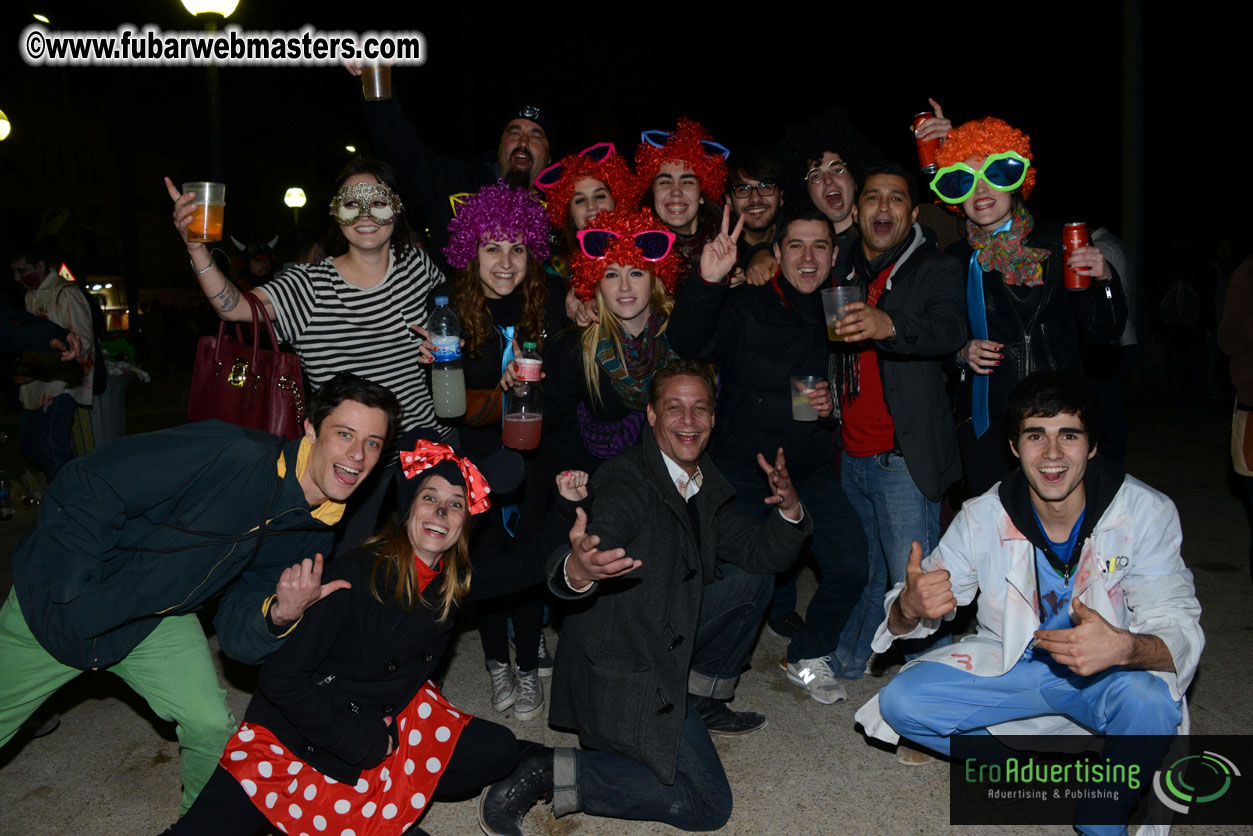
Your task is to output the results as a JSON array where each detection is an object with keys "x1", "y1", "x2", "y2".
[
  {"x1": 856, "y1": 370, "x2": 1204, "y2": 836},
  {"x1": 479, "y1": 358, "x2": 812, "y2": 834}
]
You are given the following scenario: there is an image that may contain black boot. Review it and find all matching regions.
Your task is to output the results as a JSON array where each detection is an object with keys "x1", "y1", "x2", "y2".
[
  {"x1": 477, "y1": 744, "x2": 553, "y2": 836},
  {"x1": 691, "y1": 694, "x2": 767, "y2": 736}
]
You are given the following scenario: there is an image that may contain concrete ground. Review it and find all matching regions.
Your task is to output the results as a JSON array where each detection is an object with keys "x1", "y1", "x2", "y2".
[{"x1": 1, "y1": 375, "x2": 1250, "y2": 836}]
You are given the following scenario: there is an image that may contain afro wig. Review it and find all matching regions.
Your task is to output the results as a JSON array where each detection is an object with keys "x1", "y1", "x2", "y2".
[
  {"x1": 934, "y1": 116, "x2": 1036, "y2": 199},
  {"x1": 776, "y1": 108, "x2": 880, "y2": 190},
  {"x1": 568, "y1": 208, "x2": 681, "y2": 301},
  {"x1": 633, "y1": 118, "x2": 729, "y2": 205},
  {"x1": 443, "y1": 181, "x2": 550, "y2": 269}
]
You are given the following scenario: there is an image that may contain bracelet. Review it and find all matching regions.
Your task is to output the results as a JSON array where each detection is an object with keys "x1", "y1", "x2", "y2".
[{"x1": 190, "y1": 258, "x2": 214, "y2": 276}]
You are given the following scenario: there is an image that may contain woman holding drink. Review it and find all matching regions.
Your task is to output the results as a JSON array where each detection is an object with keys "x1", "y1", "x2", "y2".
[
  {"x1": 927, "y1": 117, "x2": 1126, "y2": 493},
  {"x1": 419, "y1": 182, "x2": 567, "y2": 723},
  {"x1": 157, "y1": 433, "x2": 591, "y2": 836},
  {"x1": 166, "y1": 161, "x2": 444, "y2": 547},
  {"x1": 541, "y1": 207, "x2": 680, "y2": 474}
]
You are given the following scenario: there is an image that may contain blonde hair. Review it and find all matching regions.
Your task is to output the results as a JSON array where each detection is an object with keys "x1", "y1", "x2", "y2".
[
  {"x1": 578, "y1": 272, "x2": 673, "y2": 408},
  {"x1": 368, "y1": 483, "x2": 473, "y2": 624}
]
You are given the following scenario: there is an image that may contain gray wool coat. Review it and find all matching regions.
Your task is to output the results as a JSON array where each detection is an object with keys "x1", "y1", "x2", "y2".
[{"x1": 546, "y1": 432, "x2": 813, "y2": 784}]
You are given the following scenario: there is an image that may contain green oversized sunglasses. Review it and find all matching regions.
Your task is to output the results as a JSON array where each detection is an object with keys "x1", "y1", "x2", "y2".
[{"x1": 929, "y1": 151, "x2": 1030, "y2": 204}]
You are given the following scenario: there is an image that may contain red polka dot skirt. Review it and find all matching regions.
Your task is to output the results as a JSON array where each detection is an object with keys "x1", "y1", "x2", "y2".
[{"x1": 220, "y1": 681, "x2": 470, "y2": 836}]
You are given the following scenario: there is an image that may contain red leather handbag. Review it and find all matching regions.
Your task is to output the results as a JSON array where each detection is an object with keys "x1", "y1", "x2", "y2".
[{"x1": 188, "y1": 292, "x2": 306, "y2": 440}]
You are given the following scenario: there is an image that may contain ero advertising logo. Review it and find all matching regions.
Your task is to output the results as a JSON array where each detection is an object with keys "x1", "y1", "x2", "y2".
[{"x1": 1152, "y1": 750, "x2": 1240, "y2": 815}]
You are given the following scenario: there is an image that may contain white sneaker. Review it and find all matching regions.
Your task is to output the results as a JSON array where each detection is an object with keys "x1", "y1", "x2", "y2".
[
  {"x1": 513, "y1": 668, "x2": 544, "y2": 721},
  {"x1": 487, "y1": 660, "x2": 518, "y2": 712},
  {"x1": 782, "y1": 656, "x2": 847, "y2": 705}
]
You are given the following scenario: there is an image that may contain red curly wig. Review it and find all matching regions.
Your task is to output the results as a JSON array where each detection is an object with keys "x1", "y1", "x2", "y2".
[
  {"x1": 935, "y1": 116, "x2": 1037, "y2": 199},
  {"x1": 541, "y1": 150, "x2": 636, "y2": 229},
  {"x1": 568, "y1": 208, "x2": 681, "y2": 301},
  {"x1": 633, "y1": 118, "x2": 728, "y2": 205}
]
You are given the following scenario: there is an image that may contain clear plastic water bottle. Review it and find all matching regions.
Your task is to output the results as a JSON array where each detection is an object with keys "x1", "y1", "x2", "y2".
[
  {"x1": 503, "y1": 341, "x2": 543, "y2": 450},
  {"x1": 428, "y1": 296, "x2": 466, "y2": 419},
  {"x1": 0, "y1": 470, "x2": 14, "y2": 522}
]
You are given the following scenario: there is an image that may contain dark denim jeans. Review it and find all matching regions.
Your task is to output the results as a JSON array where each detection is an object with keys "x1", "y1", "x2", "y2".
[
  {"x1": 554, "y1": 703, "x2": 732, "y2": 831},
  {"x1": 722, "y1": 463, "x2": 868, "y2": 664},
  {"x1": 688, "y1": 559, "x2": 771, "y2": 699},
  {"x1": 834, "y1": 450, "x2": 948, "y2": 676},
  {"x1": 19, "y1": 392, "x2": 78, "y2": 481}
]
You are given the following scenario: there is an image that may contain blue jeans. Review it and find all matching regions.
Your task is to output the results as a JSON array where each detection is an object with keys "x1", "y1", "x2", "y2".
[
  {"x1": 723, "y1": 463, "x2": 867, "y2": 663},
  {"x1": 878, "y1": 654, "x2": 1182, "y2": 836},
  {"x1": 19, "y1": 392, "x2": 78, "y2": 481},
  {"x1": 553, "y1": 703, "x2": 732, "y2": 831},
  {"x1": 833, "y1": 450, "x2": 946, "y2": 677}
]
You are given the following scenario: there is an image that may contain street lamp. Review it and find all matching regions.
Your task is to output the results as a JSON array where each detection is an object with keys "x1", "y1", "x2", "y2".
[
  {"x1": 0, "y1": 110, "x2": 10, "y2": 142},
  {"x1": 284, "y1": 187, "x2": 307, "y2": 225},
  {"x1": 179, "y1": 1, "x2": 239, "y2": 15},
  {"x1": 180, "y1": 0, "x2": 239, "y2": 180}
]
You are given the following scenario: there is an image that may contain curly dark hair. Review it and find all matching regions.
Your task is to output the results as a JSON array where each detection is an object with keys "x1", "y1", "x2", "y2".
[
  {"x1": 451, "y1": 255, "x2": 551, "y2": 357},
  {"x1": 776, "y1": 108, "x2": 880, "y2": 193}
]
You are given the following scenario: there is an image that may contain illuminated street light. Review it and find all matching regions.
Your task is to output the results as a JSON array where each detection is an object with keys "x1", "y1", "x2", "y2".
[
  {"x1": 33, "y1": 14, "x2": 50, "y2": 23},
  {"x1": 0, "y1": 110, "x2": 10, "y2": 142},
  {"x1": 284, "y1": 187, "x2": 307, "y2": 224},
  {"x1": 179, "y1": 0, "x2": 239, "y2": 16},
  {"x1": 345, "y1": 145, "x2": 357, "y2": 153}
]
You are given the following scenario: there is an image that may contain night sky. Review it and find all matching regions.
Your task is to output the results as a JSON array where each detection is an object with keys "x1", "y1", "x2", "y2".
[{"x1": 1, "y1": 3, "x2": 1248, "y2": 303}]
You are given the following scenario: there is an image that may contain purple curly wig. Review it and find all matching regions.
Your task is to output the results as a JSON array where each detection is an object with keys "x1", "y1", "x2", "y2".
[{"x1": 443, "y1": 181, "x2": 551, "y2": 269}]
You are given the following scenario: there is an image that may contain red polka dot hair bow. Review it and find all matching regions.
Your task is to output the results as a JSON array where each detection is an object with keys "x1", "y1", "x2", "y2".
[{"x1": 399, "y1": 439, "x2": 492, "y2": 516}]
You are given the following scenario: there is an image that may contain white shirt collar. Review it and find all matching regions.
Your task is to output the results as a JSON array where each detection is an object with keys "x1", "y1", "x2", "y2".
[{"x1": 659, "y1": 450, "x2": 702, "y2": 499}]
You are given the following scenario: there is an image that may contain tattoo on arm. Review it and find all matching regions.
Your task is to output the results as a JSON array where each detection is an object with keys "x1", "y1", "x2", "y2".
[{"x1": 210, "y1": 281, "x2": 240, "y2": 313}]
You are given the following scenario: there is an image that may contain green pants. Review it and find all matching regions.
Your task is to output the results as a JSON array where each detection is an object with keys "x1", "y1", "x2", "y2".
[{"x1": 0, "y1": 588, "x2": 237, "y2": 813}]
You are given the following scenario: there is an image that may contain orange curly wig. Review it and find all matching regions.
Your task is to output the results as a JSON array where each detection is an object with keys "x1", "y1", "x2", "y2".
[
  {"x1": 541, "y1": 149, "x2": 636, "y2": 229},
  {"x1": 569, "y1": 208, "x2": 680, "y2": 301},
  {"x1": 934, "y1": 116, "x2": 1036, "y2": 199},
  {"x1": 633, "y1": 118, "x2": 728, "y2": 204}
]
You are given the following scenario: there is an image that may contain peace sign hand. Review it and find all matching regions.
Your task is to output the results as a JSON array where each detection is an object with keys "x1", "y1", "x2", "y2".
[{"x1": 698, "y1": 203, "x2": 746, "y2": 285}]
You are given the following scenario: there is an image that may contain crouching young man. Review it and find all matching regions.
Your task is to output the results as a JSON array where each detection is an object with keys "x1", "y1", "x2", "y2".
[{"x1": 855, "y1": 370, "x2": 1204, "y2": 836}]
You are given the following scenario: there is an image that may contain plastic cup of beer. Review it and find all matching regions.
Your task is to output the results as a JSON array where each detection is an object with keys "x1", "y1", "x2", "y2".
[
  {"x1": 361, "y1": 63, "x2": 392, "y2": 101},
  {"x1": 790, "y1": 375, "x2": 822, "y2": 422},
  {"x1": 822, "y1": 285, "x2": 866, "y2": 342},
  {"x1": 182, "y1": 181, "x2": 226, "y2": 244}
]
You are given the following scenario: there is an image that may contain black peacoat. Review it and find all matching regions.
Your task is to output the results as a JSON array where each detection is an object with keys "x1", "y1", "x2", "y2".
[
  {"x1": 545, "y1": 432, "x2": 812, "y2": 784},
  {"x1": 244, "y1": 507, "x2": 566, "y2": 784}
]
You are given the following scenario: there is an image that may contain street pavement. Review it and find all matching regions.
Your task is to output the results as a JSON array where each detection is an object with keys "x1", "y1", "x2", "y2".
[{"x1": 1, "y1": 382, "x2": 1249, "y2": 836}]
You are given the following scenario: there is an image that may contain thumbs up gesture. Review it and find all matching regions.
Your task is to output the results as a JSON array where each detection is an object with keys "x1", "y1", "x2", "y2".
[{"x1": 897, "y1": 542, "x2": 955, "y2": 622}]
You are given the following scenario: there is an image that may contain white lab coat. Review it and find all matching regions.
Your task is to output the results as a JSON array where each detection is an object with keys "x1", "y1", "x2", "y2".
[{"x1": 855, "y1": 475, "x2": 1204, "y2": 835}]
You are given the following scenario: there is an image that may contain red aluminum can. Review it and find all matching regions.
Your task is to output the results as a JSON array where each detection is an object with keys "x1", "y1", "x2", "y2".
[
  {"x1": 912, "y1": 111, "x2": 940, "y2": 175},
  {"x1": 1062, "y1": 222, "x2": 1091, "y2": 290}
]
